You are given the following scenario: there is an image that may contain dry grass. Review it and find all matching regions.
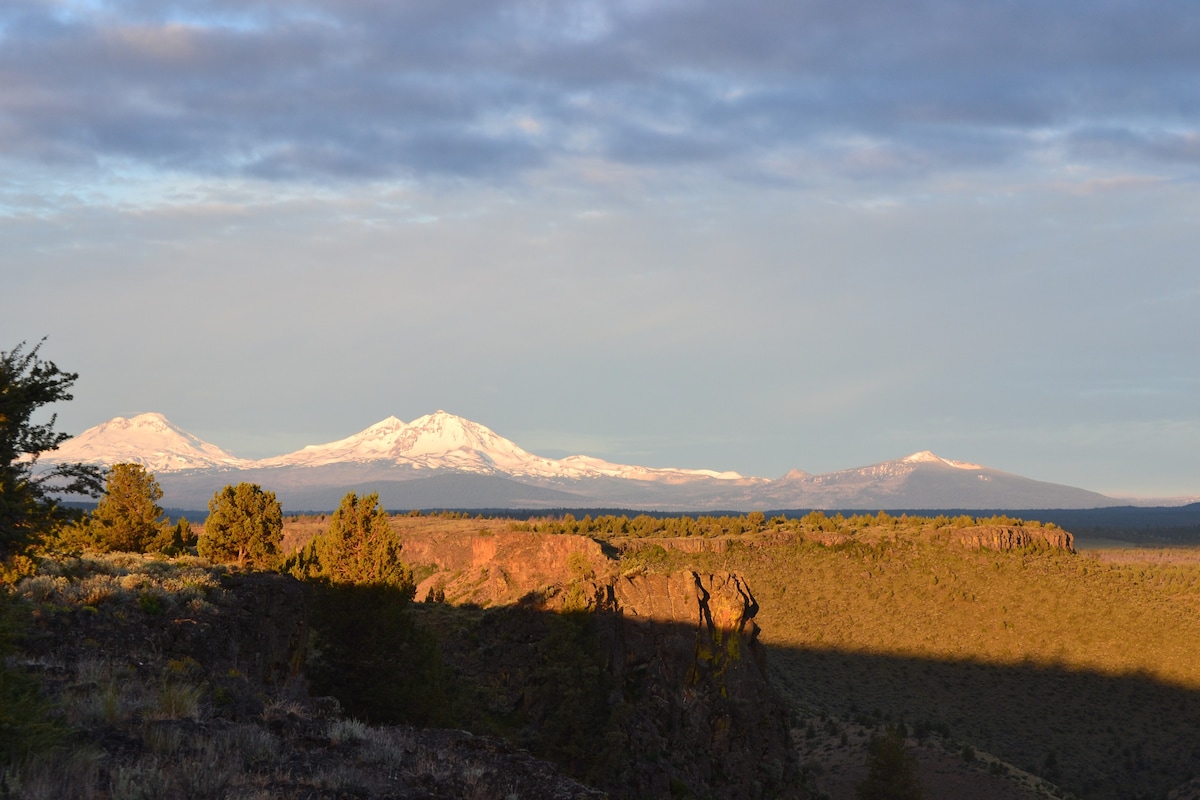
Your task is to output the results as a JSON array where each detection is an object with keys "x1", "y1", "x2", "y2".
[
  {"x1": 640, "y1": 535, "x2": 1200, "y2": 686},
  {"x1": 13, "y1": 553, "x2": 224, "y2": 614},
  {"x1": 619, "y1": 528, "x2": 1200, "y2": 799}
]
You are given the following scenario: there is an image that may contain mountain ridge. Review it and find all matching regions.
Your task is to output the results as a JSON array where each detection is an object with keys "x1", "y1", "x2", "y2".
[{"x1": 44, "y1": 411, "x2": 1120, "y2": 511}]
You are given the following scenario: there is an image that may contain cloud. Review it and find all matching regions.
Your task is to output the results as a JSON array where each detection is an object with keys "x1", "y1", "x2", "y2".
[{"x1": 2, "y1": 0, "x2": 1199, "y2": 185}]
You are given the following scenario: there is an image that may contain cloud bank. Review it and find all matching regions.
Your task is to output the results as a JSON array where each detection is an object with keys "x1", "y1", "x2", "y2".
[{"x1": 3, "y1": 0, "x2": 1198, "y2": 184}]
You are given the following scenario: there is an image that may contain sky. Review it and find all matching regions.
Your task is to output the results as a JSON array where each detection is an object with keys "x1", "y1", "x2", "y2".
[{"x1": 2, "y1": 0, "x2": 1198, "y2": 498}]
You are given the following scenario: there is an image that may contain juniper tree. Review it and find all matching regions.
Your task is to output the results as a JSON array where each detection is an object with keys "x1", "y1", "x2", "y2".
[
  {"x1": 199, "y1": 482, "x2": 282, "y2": 568},
  {"x1": 0, "y1": 340, "x2": 104, "y2": 557},
  {"x1": 154, "y1": 516, "x2": 197, "y2": 556},
  {"x1": 856, "y1": 726, "x2": 923, "y2": 800},
  {"x1": 289, "y1": 491, "x2": 413, "y2": 593},
  {"x1": 88, "y1": 463, "x2": 165, "y2": 552}
]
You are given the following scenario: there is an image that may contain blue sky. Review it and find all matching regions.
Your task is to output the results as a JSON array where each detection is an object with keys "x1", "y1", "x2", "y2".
[{"x1": 2, "y1": 0, "x2": 1198, "y2": 497}]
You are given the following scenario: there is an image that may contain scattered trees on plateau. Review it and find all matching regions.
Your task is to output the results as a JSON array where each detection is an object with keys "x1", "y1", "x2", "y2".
[
  {"x1": 0, "y1": 340, "x2": 103, "y2": 557},
  {"x1": 199, "y1": 483, "x2": 282, "y2": 568}
]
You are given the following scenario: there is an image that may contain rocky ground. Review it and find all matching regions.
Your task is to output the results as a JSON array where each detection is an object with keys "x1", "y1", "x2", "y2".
[
  {"x1": 2, "y1": 553, "x2": 605, "y2": 800},
  {"x1": 793, "y1": 714, "x2": 1063, "y2": 800}
]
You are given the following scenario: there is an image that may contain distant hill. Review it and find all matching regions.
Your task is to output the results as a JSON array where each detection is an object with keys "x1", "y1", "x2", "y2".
[{"x1": 44, "y1": 411, "x2": 1120, "y2": 512}]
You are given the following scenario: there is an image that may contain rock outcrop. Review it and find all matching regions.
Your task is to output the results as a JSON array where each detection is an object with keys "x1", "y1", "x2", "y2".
[
  {"x1": 419, "y1": 565, "x2": 797, "y2": 798},
  {"x1": 598, "y1": 571, "x2": 793, "y2": 799},
  {"x1": 946, "y1": 525, "x2": 1075, "y2": 552},
  {"x1": 804, "y1": 524, "x2": 1076, "y2": 552},
  {"x1": 400, "y1": 528, "x2": 799, "y2": 797},
  {"x1": 403, "y1": 528, "x2": 611, "y2": 605}
]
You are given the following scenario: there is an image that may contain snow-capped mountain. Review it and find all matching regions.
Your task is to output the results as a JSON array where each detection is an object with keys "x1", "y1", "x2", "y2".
[
  {"x1": 249, "y1": 410, "x2": 755, "y2": 483},
  {"x1": 756, "y1": 450, "x2": 1113, "y2": 509},
  {"x1": 45, "y1": 411, "x2": 1119, "y2": 511},
  {"x1": 43, "y1": 413, "x2": 248, "y2": 472},
  {"x1": 257, "y1": 411, "x2": 565, "y2": 475},
  {"x1": 45, "y1": 410, "x2": 754, "y2": 483}
]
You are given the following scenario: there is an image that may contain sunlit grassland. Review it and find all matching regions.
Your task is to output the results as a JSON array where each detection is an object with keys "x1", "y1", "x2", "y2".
[
  {"x1": 622, "y1": 532, "x2": 1200, "y2": 686},
  {"x1": 281, "y1": 510, "x2": 490, "y2": 556},
  {"x1": 615, "y1": 527, "x2": 1200, "y2": 798}
]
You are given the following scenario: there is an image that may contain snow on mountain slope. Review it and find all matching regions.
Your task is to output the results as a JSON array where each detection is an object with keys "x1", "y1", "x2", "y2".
[
  {"x1": 51, "y1": 409, "x2": 754, "y2": 484},
  {"x1": 816, "y1": 451, "x2": 986, "y2": 483},
  {"x1": 760, "y1": 450, "x2": 1116, "y2": 508},
  {"x1": 901, "y1": 451, "x2": 984, "y2": 470},
  {"x1": 260, "y1": 411, "x2": 751, "y2": 482},
  {"x1": 44, "y1": 411, "x2": 1117, "y2": 509},
  {"x1": 770, "y1": 451, "x2": 986, "y2": 487},
  {"x1": 42, "y1": 413, "x2": 248, "y2": 472},
  {"x1": 258, "y1": 411, "x2": 563, "y2": 475},
  {"x1": 556, "y1": 454, "x2": 752, "y2": 483}
]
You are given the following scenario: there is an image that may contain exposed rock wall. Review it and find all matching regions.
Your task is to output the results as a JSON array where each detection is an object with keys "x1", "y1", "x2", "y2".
[
  {"x1": 948, "y1": 525, "x2": 1075, "y2": 552},
  {"x1": 806, "y1": 525, "x2": 1075, "y2": 552},
  {"x1": 619, "y1": 536, "x2": 735, "y2": 554},
  {"x1": 402, "y1": 528, "x2": 610, "y2": 605},
  {"x1": 404, "y1": 525, "x2": 798, "y2": 798},
  {"x1": 596, "y1": 571, "x2": 793, "y2": 799}
]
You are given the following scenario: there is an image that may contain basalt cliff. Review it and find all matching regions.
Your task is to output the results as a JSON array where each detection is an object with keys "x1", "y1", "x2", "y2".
[{"x1": 402, "y1": 528, "x2": 797, "y2": 799}]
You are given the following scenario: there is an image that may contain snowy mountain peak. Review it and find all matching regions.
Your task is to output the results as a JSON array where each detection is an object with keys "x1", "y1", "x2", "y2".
[
  {"x1": 778, "y1": 468, "x2": 811, "y2": 480},
  {"x1": 407, "y1": 410, "x2": 488, "y2": 438},
  {"x1": 350, "y1": 416, "x2": 407, "y2": 440},
  {"x1": 258, "y1": 410, "x2": 545, "y2": 473},
  {"x1": 42, "y1": 413, "x2": 247, "y2": 472},
  {"x1": 400, "y1": 411, "x2": 517, "y2": 455},
  {"x1": 901, "y1": 451, "x2": 984, "y2": 470}
]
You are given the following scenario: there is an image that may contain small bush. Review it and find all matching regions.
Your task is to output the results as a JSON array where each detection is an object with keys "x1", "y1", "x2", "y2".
[
  {"x1": 856, "y1": 727, "x2": 922, "y2": 800},
  {"x1": 152, "y1": 683, "x2": 203, "y2": 720},
  {"x1": 327, "y1": 717, "x2": 370, "y2": 745},
  {"x1": 136, "y1": 592, "x2": 163, "y2": 615}
]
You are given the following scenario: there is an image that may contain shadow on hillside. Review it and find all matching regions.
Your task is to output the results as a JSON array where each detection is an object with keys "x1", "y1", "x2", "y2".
[
  {"x1": 373, "y1": 595, "x2": 1200, "y2": 800},
  {"x1": 762, "y1": 643, "x2": 1200, "y2": 800},
  {"x1": 21, "y1": 560, "x2": 1199, "y2": 800}
]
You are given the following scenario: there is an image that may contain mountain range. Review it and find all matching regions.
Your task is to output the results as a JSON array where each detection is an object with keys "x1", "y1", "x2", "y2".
[{"x1": 42, "y1": 411, "x2": 1120, "y2": 512}]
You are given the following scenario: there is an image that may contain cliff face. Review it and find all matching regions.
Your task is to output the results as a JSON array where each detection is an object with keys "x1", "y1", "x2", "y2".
[
  {"x1": 598, "y1": 571, "x2": 792, "y2": 799},
  {"x1": 947, "y1": 525, "x2": 1075, "y2": 552},
  {"x1": 423, "y1": 569, "x2": 797, "y2": 799},
  {"x1": 803, "y1": 524, "x2": 1076, "y2": 552},
  {"x1": 405, "y1": 528, "x2": 611, "y2": 605},
  {"x1": 402, "y1": 525, "x2": 798, "y2": 799}
]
